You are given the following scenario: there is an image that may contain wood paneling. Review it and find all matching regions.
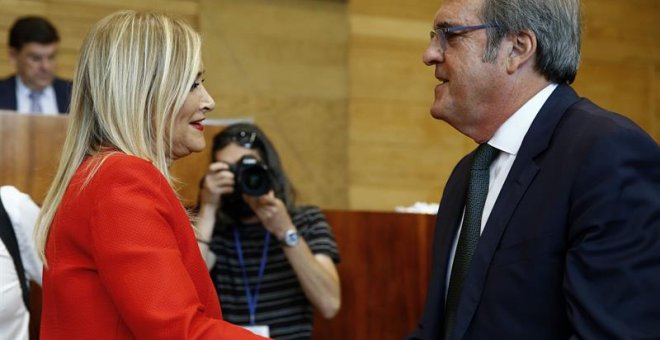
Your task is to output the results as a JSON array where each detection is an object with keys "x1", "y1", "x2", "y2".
[
  {"x1": 350, "y1": 0, "x2": 439, "y2": 21},
  {"x1": 312, "y1": 210, "x2": 436, "y2": 340},
  {"x1": 199, "y1": 0, "x2": 349, "y2": 209},
  {"x1": 0, "y1": 112, "x2": 67, "y2": 203}
]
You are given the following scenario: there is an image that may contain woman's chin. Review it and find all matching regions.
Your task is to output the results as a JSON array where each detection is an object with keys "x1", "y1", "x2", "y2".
[{"x1": 171, "y1": 142, "x2": 206, "y2": 161}]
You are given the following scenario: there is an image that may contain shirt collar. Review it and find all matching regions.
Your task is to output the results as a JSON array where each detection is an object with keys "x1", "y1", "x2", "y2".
[
  {"x1": 488, "y1": 83, "x2": 558, "y2": 155},
  {"x1": 16, "y1": 75, "x2": 55, "y2": 98}
]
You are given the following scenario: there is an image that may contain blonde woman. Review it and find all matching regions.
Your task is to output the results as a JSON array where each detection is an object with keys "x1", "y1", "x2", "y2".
[{"x1": 34, "y1": 11, "x2": 268, "y2": 339}]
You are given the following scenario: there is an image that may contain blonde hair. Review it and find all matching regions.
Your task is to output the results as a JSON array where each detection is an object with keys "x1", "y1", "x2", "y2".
[{"x1": 35, "y1": 11, "x2": 202, "y2": 261}]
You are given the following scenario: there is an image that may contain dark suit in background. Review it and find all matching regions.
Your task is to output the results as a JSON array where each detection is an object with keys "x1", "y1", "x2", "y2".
[{"x1": 0, "y1": 75, "x2": 71, "y2": 114}]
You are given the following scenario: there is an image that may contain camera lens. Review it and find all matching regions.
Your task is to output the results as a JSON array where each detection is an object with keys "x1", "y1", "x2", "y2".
[{"x1": 235, "y1": 155, "x2": 272, "y2": 196}]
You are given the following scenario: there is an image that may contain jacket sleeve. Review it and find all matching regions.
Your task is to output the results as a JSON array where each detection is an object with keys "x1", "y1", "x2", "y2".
[
  {"x1": 564, "y1": 128, "x2": 660, "y2": 338},
  {"x1": 1, "y1": 186, "x2": 43, "y2": 285},
  {"x1": 89, "y1": 159, "x2": 268, "y2": 340}
]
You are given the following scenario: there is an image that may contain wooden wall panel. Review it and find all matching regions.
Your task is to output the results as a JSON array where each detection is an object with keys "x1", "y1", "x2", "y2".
[
  {"x1": 574, "y1": 60, "x2": 654, "y2": 130},
  {"x1": 576, "y1": 0, "x2": 660, "y2": 141},
  {"x1": 312, "y1": 210, "x2": 436, "y2": 340},
  {"x1": 199, "y1": 0, "x2": 349, "y2": 209},
  {"x1": 350, "y1": 0, "x2": 439, "y2": 21},
  {"x1": 0, "y1": 113, "x2": 66, "y2": 202}
]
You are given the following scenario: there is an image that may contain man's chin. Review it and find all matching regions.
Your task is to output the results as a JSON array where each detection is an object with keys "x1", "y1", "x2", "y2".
[
  {"x1": 32, "y1": 79, "x2": 54, "y2": 90},
  {"x1": 429, "y1": 106, "x2": 447, "y2": 121}
]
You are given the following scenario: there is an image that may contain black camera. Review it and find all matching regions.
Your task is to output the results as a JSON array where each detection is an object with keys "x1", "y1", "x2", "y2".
[{"x1": 231, "y1": 155, "x2": 272, "y2": 196}]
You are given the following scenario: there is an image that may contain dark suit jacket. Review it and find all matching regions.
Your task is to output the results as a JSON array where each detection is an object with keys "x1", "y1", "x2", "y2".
[
  {"x1": 410, "y1": 85, "x2": 660, "y2": 339},
  {"x1": 0, "y1": 75, "x2": 72, "y2": 113}
]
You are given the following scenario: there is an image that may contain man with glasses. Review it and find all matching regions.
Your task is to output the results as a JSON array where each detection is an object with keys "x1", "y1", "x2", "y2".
[
  {"x1": 0, "y1": 16, "x2": 71, "y2": 114},
  {"x1": 410, "y1": 0, "x2": 660, "y2": 339}
]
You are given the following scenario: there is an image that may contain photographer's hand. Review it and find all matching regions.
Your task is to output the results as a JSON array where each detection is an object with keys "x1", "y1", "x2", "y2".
[
  {"x1": 200, "y1": 161, "x2": 234, "y2": 207},
  {"x1": 244, "y1": 192, "x2": 294, "y2": 241},
  {"x1": 196, "y1": 161, "x2": 234, "y2": 269},
  {"x1": 245, "y1": 192, "x2": 341, "y2": 319}
]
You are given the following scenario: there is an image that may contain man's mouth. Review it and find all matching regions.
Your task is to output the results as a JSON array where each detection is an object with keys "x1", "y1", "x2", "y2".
[{"x1": 435, "y1": 79, "x2": 447, "y2": 92}]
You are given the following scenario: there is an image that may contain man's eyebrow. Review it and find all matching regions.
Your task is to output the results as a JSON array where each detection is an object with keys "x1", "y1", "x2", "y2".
[
  {"x1": 433, "y1": 20, "x2": 461, "y2": 28},
  {"x1": 434, "y1": 21, "x2": 454, "y2": 29}
]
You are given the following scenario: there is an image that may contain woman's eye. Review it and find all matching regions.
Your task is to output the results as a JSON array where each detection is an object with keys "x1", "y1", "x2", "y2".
[{"x1": 190, "y1": 79, "x2": 205, "y2": 91}]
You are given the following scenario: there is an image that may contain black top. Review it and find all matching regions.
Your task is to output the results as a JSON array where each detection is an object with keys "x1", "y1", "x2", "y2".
[{"x1": 210, "y1": 206, "x2": 340, "y2": 340}]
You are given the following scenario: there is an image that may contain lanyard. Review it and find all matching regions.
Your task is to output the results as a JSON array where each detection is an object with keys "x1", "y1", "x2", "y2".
[{"x1": 233, "y1": 228, "x2": 271, "y2": 325}]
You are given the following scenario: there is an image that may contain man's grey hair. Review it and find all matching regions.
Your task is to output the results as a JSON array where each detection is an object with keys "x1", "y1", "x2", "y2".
[{"x1": 480, "y1": 0, "x2": 581, "y2": 84}]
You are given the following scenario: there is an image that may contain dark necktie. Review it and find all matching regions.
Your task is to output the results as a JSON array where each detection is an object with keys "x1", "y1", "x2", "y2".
[{"x1": 444, "y1": 143, "x2": 499, "y2": 339}]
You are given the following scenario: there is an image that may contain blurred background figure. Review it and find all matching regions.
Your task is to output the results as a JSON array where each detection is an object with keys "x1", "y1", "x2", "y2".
[
  {"x1": 196, "y1": 123, "x2": 341, "y2": 339},
  {"x1": 0, "y1": 16, "x2": 71, "y2": 114},
  {"x1": 0, "y1": 185, "x2": 42, "y2": 340},
  {"x1": 34, "y1": 11, "x2": 267, "y2": 339}
]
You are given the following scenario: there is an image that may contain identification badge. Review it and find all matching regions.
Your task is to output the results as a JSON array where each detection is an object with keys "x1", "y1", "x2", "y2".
[{"x1": 242, "y1": 325, "x2": 270, "y2": 337}]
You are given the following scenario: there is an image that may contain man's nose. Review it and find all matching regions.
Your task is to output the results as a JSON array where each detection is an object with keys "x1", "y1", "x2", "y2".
[
  {"x1": 423, "y1": 42, "x2": 444, "y2": 66},
  {"x1": 39, "y1": 57, "x2": 54, "y2": 71}
]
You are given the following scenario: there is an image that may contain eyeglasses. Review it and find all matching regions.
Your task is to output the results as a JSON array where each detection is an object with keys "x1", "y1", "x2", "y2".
[
  {"x1": 429, "y1": 23, "x2": 498, "y2": 53},
  {"x1": 231, "y1": 130, "x2": 258, "y2": 149}
]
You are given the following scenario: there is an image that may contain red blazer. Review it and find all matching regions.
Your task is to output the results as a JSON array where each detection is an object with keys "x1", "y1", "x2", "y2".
[{"x1": 41, "y1": 153, "x2": 266, "y2": 339}]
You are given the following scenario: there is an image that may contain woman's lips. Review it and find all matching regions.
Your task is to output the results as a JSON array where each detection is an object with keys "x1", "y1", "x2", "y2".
[{"x1": 190, "y1": 120, "x2": 205, "y2": 131}]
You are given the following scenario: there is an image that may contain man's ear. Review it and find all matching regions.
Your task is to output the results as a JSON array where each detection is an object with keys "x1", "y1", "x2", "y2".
[
  {"x1": 506, "y1": 29, "x2": 536, "y2": 74},
  {"x1": 8, "y1": 48, "x2": 18, "y2": 67}
]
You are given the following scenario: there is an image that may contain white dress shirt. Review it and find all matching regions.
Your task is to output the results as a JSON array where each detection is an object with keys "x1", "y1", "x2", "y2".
[
  {"x1": 15, "y1": 76, "x2": 60, "y2": 115},
  {"x1": 446, "y1": 84, "x2": 559, "y2": 293},
  {"x1": 0, "y1": 186, "x2": 42, "y2": 340}
]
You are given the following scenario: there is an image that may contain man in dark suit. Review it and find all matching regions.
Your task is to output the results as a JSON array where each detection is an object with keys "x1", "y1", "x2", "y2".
[
  {"x1": 0, "y1": 16, "x2": 71, "y2": 114},
  {"x1": 410, "y1": 0, "x2": 660, "y2": 339}
]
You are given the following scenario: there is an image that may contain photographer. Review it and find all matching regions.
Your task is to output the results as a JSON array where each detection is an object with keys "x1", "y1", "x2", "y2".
[{"x1": 196, "y1": 123, "x2": 341, "y2": 339}]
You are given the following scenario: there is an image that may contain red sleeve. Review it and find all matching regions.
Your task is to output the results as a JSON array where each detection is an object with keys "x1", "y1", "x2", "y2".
[{"x1": 89, "y1": 157, "x2": 267, "y2": 339}]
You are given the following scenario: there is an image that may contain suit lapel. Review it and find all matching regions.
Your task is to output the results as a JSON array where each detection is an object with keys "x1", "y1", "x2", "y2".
[
  {"x1": 0, "y1": 76, "x2": 18, "y2": 111},
  {"x1": 452, "y1": 85, "x2": 581, "y2": 339},
  {"x1": 53, "y1": 78, "x2": 72, "y2": 114}
]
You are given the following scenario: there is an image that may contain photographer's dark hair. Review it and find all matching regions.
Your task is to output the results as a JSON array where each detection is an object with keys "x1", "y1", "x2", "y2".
[
  {"x1": 212, "y1": 123, "x2": 297, "y2": 211},
  {"x1": 9, "y1": 16, "x2": 60, "y2": 50}
]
